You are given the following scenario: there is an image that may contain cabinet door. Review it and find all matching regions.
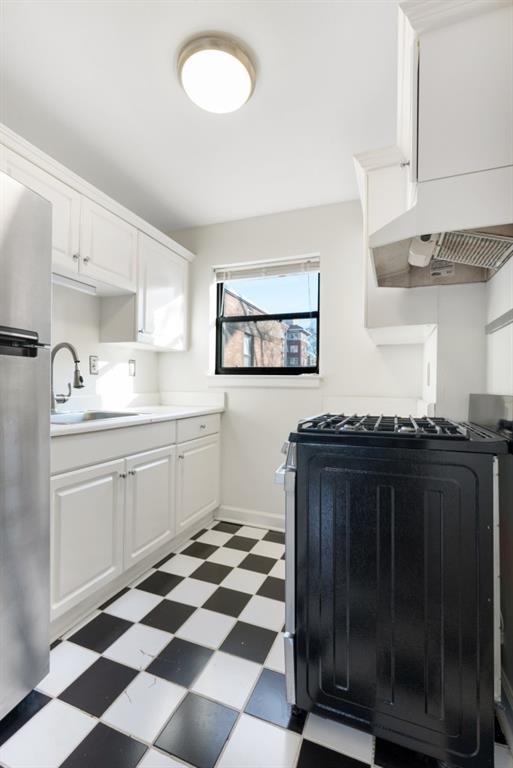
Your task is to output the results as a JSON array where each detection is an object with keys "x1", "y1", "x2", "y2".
[
  {"x1": 51, "y1": 459, "x2": 125, "y2": 620},
  {"x1": 176, "y1": 435, "x2": 220, "y2": 532},
  {"x1": 125, "y1": 446, "x2": 176, "y2": 568},
  {"x1": 417, "y1": 5, "x2": 513, "y2": 182},
  {"x1": 80, "y1": 197, "x2": 137, "y2": 291},
  {"x1": 295, "y1": 445, "x2": 494, "y2": 765},
  {"x1": 1, "y1": 148, "x2": 80, "y2": 274},
  {"x1": 138, "y1": 232, "x2": 189, "y2": 350}
]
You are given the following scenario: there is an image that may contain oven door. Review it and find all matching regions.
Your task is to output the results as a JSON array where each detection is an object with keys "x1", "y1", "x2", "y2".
[{"x1": 274, "y1": 443, "x2": 296, "y2": 705}]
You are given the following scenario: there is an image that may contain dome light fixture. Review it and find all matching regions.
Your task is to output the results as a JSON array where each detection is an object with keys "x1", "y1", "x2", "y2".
[{"x1": 178, "y1": 34, "x2": 256, "y2": 114}]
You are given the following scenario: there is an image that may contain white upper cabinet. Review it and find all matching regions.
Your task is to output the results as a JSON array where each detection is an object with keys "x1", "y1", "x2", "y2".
[
  {"x1": 80, "y1": 198, "x2": 137, "y2": 292},
  {"x1": 1, "y1": 148, "x2": 81, "y2": 273},
  {"x1": 418, "y1": 5, "x2": 513, "y2": 182},
  {"x1": 138, "y1": 232, "x2": 189, "y2": 350}
]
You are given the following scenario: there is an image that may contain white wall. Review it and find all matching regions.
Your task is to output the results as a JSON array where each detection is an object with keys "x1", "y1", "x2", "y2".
[
  {"x1": 486, "y1": 257, "x2": 513, "y2": 395},
  {"x1": 52, "y1": 284, "x2": 159, "y2": 408},
  {"x1": 161, "y1": 202, "x2": 423, "y2": 526}
]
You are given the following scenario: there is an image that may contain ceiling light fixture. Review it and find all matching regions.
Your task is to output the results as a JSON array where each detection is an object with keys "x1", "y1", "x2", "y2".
[{"x1": 178, "y1": 34, "x2": 256, "y2": 114}]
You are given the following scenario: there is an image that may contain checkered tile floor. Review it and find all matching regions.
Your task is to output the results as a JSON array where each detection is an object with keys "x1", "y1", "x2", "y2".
[{"x1": 0, "y1": 520, "x2": 512, "y2": 768}]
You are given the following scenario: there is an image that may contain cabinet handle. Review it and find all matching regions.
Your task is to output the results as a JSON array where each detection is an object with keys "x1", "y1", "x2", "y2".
[
  {"x1": 129, "y1": 470, "x2": 136, "y2": 476},
  {"x1": 82, "y1": 256, "x2": 90, "y2": 264},
  {"x1": 119, "y1": 472, "x2": 127, "y2": 479},
  {"x1": 72, "y1": 253, "x2": 79, "y2": 261},
  {"x1": 178, "y1": 454, "x2": 184, "y2": 460},
  {"x1": 199, "y1": 424, "x2": 207, "y2": 430}
]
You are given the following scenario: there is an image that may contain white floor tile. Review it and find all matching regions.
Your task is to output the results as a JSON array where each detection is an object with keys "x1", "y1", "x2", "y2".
[
  {"x1": 303, "y1": 712, "x2": 373, "y2": 763},
  {"x1": 207, "y1": 547, "x2": 247, "y2": 567},
  {"x1": 251, "y1": 540, "x2": 285, "y2": 559},
  {"x1": 159, "y1": 553, "x2": 204, "y2": 577},
  {"x1": 36, "y1": 642, "x2": 99, "y2": 697},
  {"x1": 269, "y1": 559, "x2": 285, "y2": 579},
  {"x1": 264, "y1": 632, "x2": 285, "y2": 674},
  {"x1": 175, "y1": 608, "x2": 236, "y2": 648},
  {"x1": 0, "y1": 699, "x2": 95, "y2": 768},
  {"x1": 102, "y1": 671, "x2": 185, "y2": 743},
  {"x1": 236, "y1": 526, "x2": 267, "y2": 540},
  {"x1": 166, "y1": 577, "x2": 218, "y2": 606},
  {"x1": 217, "y1": 714, "x2": 301, "y2": 768},
  {"x1": 195, "y1": 530, "x2": 233, "y2": 547},
  {"x1": 496, "y1": 745, "x2": 513, "y2": 768},
  {"x1": 137, "y1": 749, "x2": 188, "y2": 767},
  {"x1": 239, "y1": 595, "x2": 285, "y2": 631},
  {"x1": 103, "y1": 623, "x2": 171, "y2": 670},
  {"x1": 191, "y1": 651, "x2": 261, "y2": 709},
  {"x1": 103, "y1": 588, "x2": 163, "y2": 623},
  {"x1": 220, "y1": 568, "x2": 267, "y2": 594}
]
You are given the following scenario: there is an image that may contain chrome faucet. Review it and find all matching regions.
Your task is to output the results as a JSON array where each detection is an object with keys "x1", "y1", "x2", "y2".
[{"x1": 51, "y1": 342, "x2": 85, "y2": 412}]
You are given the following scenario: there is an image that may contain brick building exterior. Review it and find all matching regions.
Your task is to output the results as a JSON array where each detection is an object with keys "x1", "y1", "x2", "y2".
[
  {"x1": 221, "y1": 289, "x2": 285, "y2": 368},
  {"x1": 284, "y1": 323, "x2": 312, "y2": 367}
]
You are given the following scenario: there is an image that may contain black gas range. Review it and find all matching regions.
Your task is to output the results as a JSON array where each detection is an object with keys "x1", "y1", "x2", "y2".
[{"x1": 279, "y1": 402, "x2": 513, "y2": 768}]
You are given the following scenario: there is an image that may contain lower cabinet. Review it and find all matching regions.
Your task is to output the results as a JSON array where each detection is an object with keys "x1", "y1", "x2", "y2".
[
  {"x1": 125, "y1": 446, "x2": 176, "y2": 569},
  {"x1": 176, "y1": 435, "x2": 220, "y2": 533},
  {"x1": 51, "y1": 459, "x2": 125, "y2": 620}
]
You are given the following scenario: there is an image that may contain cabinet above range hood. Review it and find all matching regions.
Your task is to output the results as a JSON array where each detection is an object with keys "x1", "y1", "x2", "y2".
[{"x1": 366, "y1": 0, "x2": 513, "y2": 290}]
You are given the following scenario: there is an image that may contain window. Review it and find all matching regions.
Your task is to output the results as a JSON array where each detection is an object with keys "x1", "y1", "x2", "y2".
[{"x1": 215, "y1": 258, "x2": 320, "y2": 375}]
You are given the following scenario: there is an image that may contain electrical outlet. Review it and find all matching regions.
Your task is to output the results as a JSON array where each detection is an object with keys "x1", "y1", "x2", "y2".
[
  {"x1": 89, "y1": 355, "x2": 99, "y2": 375},
  {"x1": 128, "y1": 359, "x2": 136, "y2": 377}
]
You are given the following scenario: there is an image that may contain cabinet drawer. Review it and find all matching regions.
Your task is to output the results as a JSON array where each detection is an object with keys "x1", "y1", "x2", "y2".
[{"x1": 177, "y1": 414, "x2": 220, "y2": 443}]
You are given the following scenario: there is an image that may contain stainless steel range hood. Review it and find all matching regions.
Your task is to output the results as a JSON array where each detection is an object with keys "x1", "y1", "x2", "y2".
[{"x1": 372, "y1": 224, "x2": 513, "y2": 288}]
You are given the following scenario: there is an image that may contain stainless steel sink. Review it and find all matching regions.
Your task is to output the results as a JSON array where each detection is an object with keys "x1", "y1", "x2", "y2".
[{"x1": 50, "y1": 410, "x2": 138, "y2": 425}]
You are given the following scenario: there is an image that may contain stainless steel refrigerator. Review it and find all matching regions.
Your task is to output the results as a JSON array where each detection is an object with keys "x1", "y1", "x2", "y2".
[{"x1": 0, "y1": 171, "x2": 51, "y2": 719}]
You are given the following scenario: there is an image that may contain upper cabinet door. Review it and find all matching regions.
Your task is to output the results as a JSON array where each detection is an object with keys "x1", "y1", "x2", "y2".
[
  {"x1": 138, "y1": 232, "x2": 189, "y2": 350},
  {"x1": 80, "y1": 198, "x2": 137, "y2": 292},
  {"x1": 1, "y1": 148, "x2": 80, "y2": 274},
  {"x1": 417, "y1": 5, "x2": 513, "y2": 182}
]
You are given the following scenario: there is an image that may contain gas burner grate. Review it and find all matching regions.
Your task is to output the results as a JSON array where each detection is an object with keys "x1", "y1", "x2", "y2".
[{"x1": 297, "y1": 414, "x2": 469, "y2": 439}]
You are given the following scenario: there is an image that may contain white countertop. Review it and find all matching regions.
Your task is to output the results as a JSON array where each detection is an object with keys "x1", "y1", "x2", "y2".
[{"x1": 50, "y1": 405, "x2": 224, "y2": 437}]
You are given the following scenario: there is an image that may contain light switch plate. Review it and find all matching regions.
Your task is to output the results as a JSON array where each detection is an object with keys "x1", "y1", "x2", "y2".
[
  {"x1": 89, "y1": 355, "x2": 99, "y2": 375},
  {"x1": 128, "y1": 359, "x2": 136, "y2": 377}
]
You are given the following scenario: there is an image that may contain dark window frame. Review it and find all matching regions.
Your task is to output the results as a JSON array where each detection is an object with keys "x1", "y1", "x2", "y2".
[{"x1": 215, "y1": 273, "x2": 320, "y2": 375}]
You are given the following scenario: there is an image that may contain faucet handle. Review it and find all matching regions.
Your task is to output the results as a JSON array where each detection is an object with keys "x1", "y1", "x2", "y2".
[{"x1": 56, "y1": 382, "x2": 72, "y2": 404}]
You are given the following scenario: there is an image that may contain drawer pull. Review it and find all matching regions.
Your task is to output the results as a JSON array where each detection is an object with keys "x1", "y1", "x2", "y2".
[
  {"x1": 119, "y1": 472, "x2": 127, "y2": 479},
  {"x1": 178, "y1": 454, "x2": 185, "y2": 460},
  {"x1": 200, "y1": 424, "x2": 207, "y2": 429}
]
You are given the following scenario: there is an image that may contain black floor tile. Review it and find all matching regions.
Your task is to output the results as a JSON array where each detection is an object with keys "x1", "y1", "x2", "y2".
[
  {"x1": 154, "y1": 553, "x2": 174, "y2": 569},
  {"x1": 257, "y1": 576, "x2": 285, "y2": 601},
  {"x1": 245, "y1": 668, "x2": 306, "y2": 733},
  {"x1": 374, "y1": 737, "x2": 438, "y2": 767},
  {"x1": 281, "y1": 552, "x2": 286, "y2": 560},
  {"x1": 496, "y1": 716, "x2": 508, "y2": 745},
  {"x1": 202, "y1": 586, "x2": 251, "y2": 617},
  {"x1": 69, "y1": 613, "x2": 133, "y2": 653},
  {"x1": 147, "y1": 637, "x2": 213, "y2": 687},
  {"x1": 0, "y1": 690, "x2": 50, "y2": 748},
  {"x1": 137, "y1": 571, "x2": 183, "y2": 596},
  {"x1": 297, "y1": 739, "x2": 368, "y2": 768},
  {"x1": 224, "y1": 535, "x2": 257, "y2": 552},
  {"x1": 155, "y1": 693, "x2": 237, "y2": 768},
  {"x1": 220, "y1": 620, "x2": 277, "y2": 663},
  {"x1": 99, "y1": 587, "x2": 130, "y2": 611},
  {"x1": 60, "y1": 723, "x2": 146, "y2": 768},
  {"x1": 181, "y1": 541, "x2": 218, "y2": 559},
  {"x1": 50, "y1": 638, "x2": 62, "y2": 650},
  {"x1": 192, "y1": 561, "x2": 232, "y2": 584},
  {"x1": 191, "y1": 528, "x2": 208, "y2": 540},
  {"x1": 239, "y1": 553, "x2": 276, "y2": 574},
  {"x1": 213, "y1": 522, "x2": 242, "y2": 534},
  {"x1": 140, "y1": 599, "x2": 195, "y2": 633},
  {"x1": 264, "y1": 530, "x2": 285, "y2": 544},
  {"x1": 59, "y1": 657, "x2": 138, "y2": 717}
]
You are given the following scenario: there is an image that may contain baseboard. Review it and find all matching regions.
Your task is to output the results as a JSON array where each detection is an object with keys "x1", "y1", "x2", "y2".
[{"x1": 216, "y1": 505, "x2": 284, "y2": 532}]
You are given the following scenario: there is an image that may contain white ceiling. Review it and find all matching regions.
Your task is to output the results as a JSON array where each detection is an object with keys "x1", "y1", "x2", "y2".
[{"x1": 1, "y1": 1, "x2": 398, "y2": 231}]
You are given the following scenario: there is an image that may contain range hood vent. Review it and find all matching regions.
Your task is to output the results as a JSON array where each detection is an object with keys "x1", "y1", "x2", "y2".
[
  {"x1": 372, "y1": 224, "x2": 513, "y2": 289},
  {"x1": 437, "y1": 230, "x2": 513, "y2": 271}
]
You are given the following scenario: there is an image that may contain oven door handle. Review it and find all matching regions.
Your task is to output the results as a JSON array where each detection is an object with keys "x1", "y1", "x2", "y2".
[
  {"x1": 274, "y1": 463, "x2": 286, "y2": 485},
  {"x1": 283, "y1": 465, "x2": 296, "y2": 705}
]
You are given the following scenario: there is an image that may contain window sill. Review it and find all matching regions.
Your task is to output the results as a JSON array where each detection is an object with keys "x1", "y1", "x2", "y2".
[{"x1": 207, "y1": 374, "x2": 323, "y2": 389}]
